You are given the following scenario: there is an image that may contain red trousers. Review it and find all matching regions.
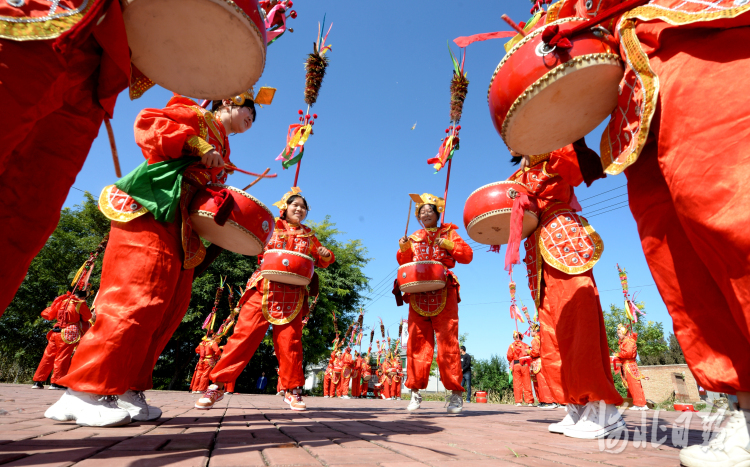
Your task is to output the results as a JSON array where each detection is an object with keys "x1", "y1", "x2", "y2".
[
  {"x1": 512, "y1": 363, "x2": 534, "y2": 404},
  {"x1": 58, "y1": 214, "x2": 194, "y2": 394},
  {"x1": 381, "y1": 377, "x2": 391, "y2": 399},
  {"x1": 337, "y1": 376, "x2": 351, "y2": 397},
  {"x1": 623, "y1": 371, "x2": 647, "y2": 407},
  {"x1": 351, "y1": 375, "x2": 361, "y2": 397},
  {"x1": 539, "y1": 265, "x2": 623, "y2": 406},
  {"x1": 210, "y1": 288, "x2": 305, "y2": 390},
  {"x1": 532, "y1": 367, "x2": 554, "y2": 404},
  {"x1": 226, "y1": 380, "x2": 235, "y2": 393},
  {"x1": 323, "y1": 373, "x2": 334, "y2": 396},
  {"x1": 393, "y1": 378, "x2": 402, "y2": 398},
  {"x1": 405, "y1": 286, "x2": 464, "y2": 392},
  {"x1": 33, "y1": 332, "x2": 76, "y2": 384},
  {"x1": 0, "y1": 37, "x2": 113, "y2": 317},
  {"x1": 190, "y1": 361, "x2": 212, "y2": 392},
  {"x1": 625, "y1": 26, "x2": 750, "y2": 395}
]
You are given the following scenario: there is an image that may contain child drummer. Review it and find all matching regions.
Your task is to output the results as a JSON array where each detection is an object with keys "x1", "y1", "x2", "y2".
[
  {"x1": 196, "y1": 188, "x2": 335, "y2": 411},
  {"x1": 395, "y1": 193, "x2": 473, "y2": 413},
  {"x1": 45, "y1": 90, "x2": 265, "y2": 428}
]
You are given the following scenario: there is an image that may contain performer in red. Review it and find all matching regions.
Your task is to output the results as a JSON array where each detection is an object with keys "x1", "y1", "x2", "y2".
[
  {"x1": 350, "y1": 351, "x2": 362, "y2": 398},
  {"x1": 331, "y1": 352, "x2": 343, "y2": 399},
  {"x1": 45, "y1": 92, "x2": 259, "y2": 427},
  {"x1": 0, "y1": 0, "x2": 132, "y2": 317},
  {"x1": 506, "y1": 331, "x2": 533, "y2": 406},
  {"x1": 527, "y1": 323, "x2": 555, "y2": 408},
  {"x1": 190, "y1": 332, "x2": 221, "y2": 393},
  {"x1": 614, "y1": 324, "x2": 647, "y2": 410},
  {"x1": 539, "y1": 1, "x2": 750, "y2": 462},
  {"x1": 507, "y1": 144, "x2": 623, "y2": 437},
  {"x1": 323, "y1": 349, "x2": 337, "y2": 398},
  {"x1": 379, "y1": 358, "x2": 392, "y2": 400},
  {"x1": 392, "y1": 356, "x2": 403, "y2": 399},
  {"x1": 361, "y1": 359, "x2": 373, "y2": 398},
  {"x1": 32, "y1": 290, "x2": 92, "y2": 390},
  {"x1": 337, "y1": 347, "x2": 354, "y2": 398},
  {"x1": 396, "y1": 193, "x2": 473, "y2": 413},
  {"x1": 196, "y1": 188, "x2": 335, "y2": 411},
  {"x1": 275, "y1": 367, "x2": 284, "y2": 396}
]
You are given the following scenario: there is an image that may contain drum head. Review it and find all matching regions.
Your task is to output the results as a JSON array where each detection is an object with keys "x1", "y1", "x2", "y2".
[
  {"x1": 400, "y1": 281, "x2": 446, "y2": 294},
  {"x1": 259, "y1": 271, "x2": 311, "y2": 286},
  {"x1": 123, "y1": 0, "x2": 266, "y2": 99},
  {"x1": 505, "y1": 61, "x2": 623, "y2": 155},
  {"x1": 190, "y1": 214, "x2": 264, "y2": 256},
  {"x1": 467, "y1": 211, "x2": 539, "y2": 245}
]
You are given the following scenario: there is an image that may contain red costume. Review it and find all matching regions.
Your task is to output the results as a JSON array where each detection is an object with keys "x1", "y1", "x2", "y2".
[
  {"x1": 323, "y1": 351, "x2": 337, "y2": 397},
  {"x1": 379, "y1": 359, "x2": 392, "y2": 399},
  {"x1": 190, "y1": 337, "x2": 221, "y2": 393},
  {"x1": 529, "y1": 332, "x2": 554, "y2": 404},
  {"x1": 397, "y1": 216, "x2": 473, "y2": 393},
  {"x1": 616, "y1": 331, "x2": 647, "y2": 407},
  {"x1": 331, "y1": 353, "x2": 343, "y2": 396},
  {"x1": 58, "y1": 96, "x2": 230, "y2": 394},
  {"x1": 391, "y1": 358, "x2": 403, "y2": 399},
  {"x1": 550, "y1": 0, "x2": 750, "y2": 398},
  {"x1": 507, "y1": 338, "x2": 533, "y2": 404},
  {"x1": 0, "y1": 0, "x2": 138, "y2": 316},
  {"x1": 209, "y1": 217, "x2": 335, "y2": 391},
  {"x1": 337, "y1": 349, "x2": 353, "y2": 397},
  {"x1": 511, "y1": 148, "x2": 622, "y2": 406},
  {"x1": 350, "y1": 355, "x2": 362, "y2": 397},
  {"x1": 33, "y1": 293, "x2": 92, "y2": 384}
]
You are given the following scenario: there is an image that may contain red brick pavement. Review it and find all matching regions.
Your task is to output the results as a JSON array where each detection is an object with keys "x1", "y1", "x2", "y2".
[{"x1": 0, "y1": 383, "x2": 711, "y2": 466}]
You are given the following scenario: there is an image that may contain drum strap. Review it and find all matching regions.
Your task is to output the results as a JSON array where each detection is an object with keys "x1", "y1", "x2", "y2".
[{"x1": 543, "y1": 0, "x2": 650, "y2": 46}]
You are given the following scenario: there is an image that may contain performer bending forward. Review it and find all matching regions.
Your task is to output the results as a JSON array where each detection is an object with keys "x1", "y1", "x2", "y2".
[
  {"x1": 196, "y1": 189, "x2": 335, "y2": 411},
  {"x1": 396, "y1": 194, "x2": 473, "y2": 413},
  {"x1": 45, "y1": 93, "x2": 257, "y2": 427}
]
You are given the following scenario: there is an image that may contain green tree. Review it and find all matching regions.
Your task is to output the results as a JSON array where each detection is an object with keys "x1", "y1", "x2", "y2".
[
  {"x1": 473, "y1": 354, "x2": 512, "y2": 399},
  {"x1": 0, "y1": 193, "x2": 109, "y2": 383}
]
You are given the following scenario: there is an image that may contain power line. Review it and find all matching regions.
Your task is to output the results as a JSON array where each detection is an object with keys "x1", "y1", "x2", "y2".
[
  {"x1": 583, "y1": 200, "x2": 630, "y2": 216},
  {"x1": 586, "y1": 205, "x2": 631, "y2": 218},
  {"x1": 578, "y1": 184, "x2": 627, "y2": 202},
  {"x1": 580, "y1": 193, "x2": 628, "y2": 209}
]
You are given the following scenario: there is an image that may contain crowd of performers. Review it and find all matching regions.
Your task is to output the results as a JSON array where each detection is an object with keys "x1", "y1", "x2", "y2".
[
  {"x1": 321, "y1": 343, "x2": 404, "y2": 400},
  {"x1": 3, "y1": 0, "x2": 750, "y2": 465}
]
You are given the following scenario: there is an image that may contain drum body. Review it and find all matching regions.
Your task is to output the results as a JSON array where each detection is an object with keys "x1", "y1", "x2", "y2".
[
  {"x1": 476, "y1": 390, "x2": 488, "y2": 403},
  {"x1": 122, "y1": 0, "x2": 267, "y2": 99},
  {"x1": 260, "y1": 250, "x2": 315, "y2": 286},
  {"x1": 488, "y1": 17, "x2": 623, "y2": 155},
  {"x1": 463, "y1": 181, "x2": 539, "y2": 245},
  {"x1": 190, "y1": 184, "x2": 274, "y2": 256},
  {"x1": 397, "y1": 261, "x2": 448, "y2": 294}
]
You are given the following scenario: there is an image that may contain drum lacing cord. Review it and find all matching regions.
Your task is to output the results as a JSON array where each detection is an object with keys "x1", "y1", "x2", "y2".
[{"x1": 541, "y1": 0, "x2": 650, "y2": 49}]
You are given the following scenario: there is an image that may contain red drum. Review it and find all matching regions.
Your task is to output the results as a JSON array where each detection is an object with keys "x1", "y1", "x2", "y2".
[
  {"x1": 362, "y1": 366, "x2": 372, "y2": 381},
  {"x1": 488, "y1": 17, "x2": 623, "y2": 155},
  {"x1": 463, "y1": 181, "x2": 539, "y2": 245},
  {"x1": 122, "y1": 0, "x2": 267, "y2": 99},
  {"x1": 397, "y1": 261, "x2": 448, "y2": 294},
  {"x1": 190, "y1": 184, "x2": 274, "y2": 256},
  {"x1": 260, "y1": 250, "x2": 315, "y2": 286},
  {"x1": 476, "y1": 390, "x2": 488, "y2": 403}
]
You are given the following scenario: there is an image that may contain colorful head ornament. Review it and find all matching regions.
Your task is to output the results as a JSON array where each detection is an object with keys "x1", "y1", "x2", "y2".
[
  {"x1": 530, "y1": 322, "x2": 540, "y2": 332},
  {"x1": 223, "y1": 86, "x2": 276, "y2": 108},
  {"x1": 617, "y1": 323, "x2": 629, "y2": 335},
  {"x1": 411, "y1": 193, "x2": 445, "y2": 217},
  {"x1": 272, "y1": 187, "x2": 308, "y2": 213},
  {"x1": 513, "y1": 330, "x2": 523, "y2": 340}
]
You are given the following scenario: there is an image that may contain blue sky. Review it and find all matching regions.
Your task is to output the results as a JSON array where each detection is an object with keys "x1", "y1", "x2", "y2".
[{"x1": 63, "y1": 1, "x2": 671, "y2": 361}]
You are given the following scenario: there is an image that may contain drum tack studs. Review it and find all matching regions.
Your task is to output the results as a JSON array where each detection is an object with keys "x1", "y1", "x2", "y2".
[
  {"x1": 282, "y1": 259, "x2": 290, "y2": 266},
  {"x1": 7, "y1": 0, "x2": 25, "y2": 6},
  {"x1": 402, "y1": 272, "x2": 407, "y2": 278},
  {"x1": 585, "y1": 0, "x2": 594, "y2": 9}
]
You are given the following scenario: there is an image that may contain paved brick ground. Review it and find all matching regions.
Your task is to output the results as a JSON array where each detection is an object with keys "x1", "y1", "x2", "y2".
[{"x1": 0, "y1": 383, "x2": 711, "y2": 466}]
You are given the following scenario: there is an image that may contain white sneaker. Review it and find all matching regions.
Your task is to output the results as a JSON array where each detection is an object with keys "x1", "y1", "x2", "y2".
[
  {"x1": 284, "y1": 389, "x2": 307, "y2": 411},
  {"x1": 549, "y1": 404, "x2": 583, "y2": 433},
  {"x1": 324, "y1": 395, "x2": 329, "y2": 398},
  {"x1": 44, "y1": 389, "x2": 131, "y2": 427},
  {"x1": 276, "y1": 391, "x2": 285, "y2": 396},
  {"x1": 564, "y1": 401, "x2": 626, "y2": 439},
  {"x1": 195, "y1": 384, "x2": 224, "y2": 410},
  {"x1": 680, "y1": 409, "x2": 750, "y2": 467},
  {"x1": 342, "y1": 395, "x2": 350, "y2": 399},
  {"x1": 629, "y1": 405, "x2": 648, "y2": 411},
  {"x1": 407, "y1": 390, "x2": 422, "y2": 412},
  {"x1": 516, "y1": 403, "x2": 522, "y2": 406},
  {"x1": 117, "y1": 390, "x2": 162, "y2": 421},
  {"x1": 446, "y1": 391, "x2": 464, "y2": 414}
]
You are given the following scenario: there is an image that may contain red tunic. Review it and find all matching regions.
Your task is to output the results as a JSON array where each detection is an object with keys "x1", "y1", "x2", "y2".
[{"x1": 617, "y1": 334, "x2": 647, "y2": 406}]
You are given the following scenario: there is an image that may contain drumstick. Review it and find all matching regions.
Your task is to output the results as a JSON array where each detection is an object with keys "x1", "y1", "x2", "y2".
[
  {"x1": 229, "y1": 164, "x2": 278, "y2": 179},
  {"x1": 104, "y1": 118, "x2": 122, "y2": 178},
  {"x1": 501, "y1": 14, "x2": 527, "y2": 36},
  {"x1": 404, "y1": 200, "x2": 413, "y2": 238},
  {"x1": 243, "y1": 168, "x2": 272, "y2": 191}
]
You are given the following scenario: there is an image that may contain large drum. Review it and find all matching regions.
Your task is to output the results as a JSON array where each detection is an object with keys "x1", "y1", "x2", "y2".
[
  {"x1": 260, "y1": 250, "x2": 315, "y2": 286},
  {"x1": 397, "y1": 261, "x2": 448, "y2": 294},
  {"x1": 122, "y1": 0, "x2": 267, "y2": 99},
  {"x1": 190, "y1": 184, "x2": 274, "y2": 256},
  {"x1": 463, "y1": 181, "x2": 539, "y2": 245},
  {"x1": 488, "y1": 17, "x2": 623, "y2": 155}
]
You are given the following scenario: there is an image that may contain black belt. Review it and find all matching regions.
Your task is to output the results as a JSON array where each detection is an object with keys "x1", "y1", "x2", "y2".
[
  {"x1": 513, "y1": 360, "x2": 520, "y2": 364},
  {"x1": 51, "y1": 328, "x2": 61, "y2": 333}
]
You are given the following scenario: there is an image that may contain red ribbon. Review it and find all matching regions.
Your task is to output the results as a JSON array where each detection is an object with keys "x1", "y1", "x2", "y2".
[
  {"x1": 505, "y1": 193, "x2": 532, "y2": 271},
  {"x1": 541, "y1": 24, "x2": 573, "y2": 50},
  {"x1": 206, "y1": 188, "x2": 234, "y2": 226}
]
